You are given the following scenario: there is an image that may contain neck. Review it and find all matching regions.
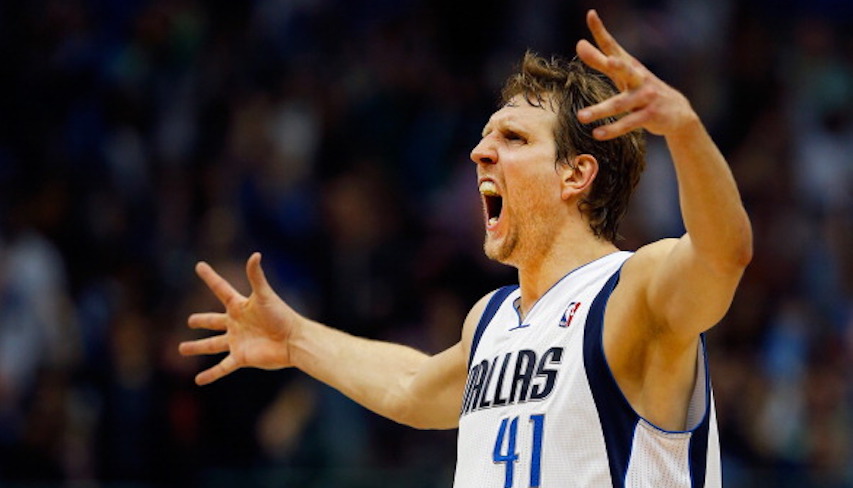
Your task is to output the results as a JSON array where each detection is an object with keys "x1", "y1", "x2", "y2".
[{"x1": 514, "y1": 233, "x2": 619, "y2": 320}]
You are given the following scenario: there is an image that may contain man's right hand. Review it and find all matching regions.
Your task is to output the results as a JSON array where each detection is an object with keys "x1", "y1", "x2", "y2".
[{"x1": 179, "y1": 252, "x2": 300, "y2": 385}]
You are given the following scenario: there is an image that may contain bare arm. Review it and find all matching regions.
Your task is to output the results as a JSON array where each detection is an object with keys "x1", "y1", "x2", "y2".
[
  {"x1": 571, "y1": 10, "x2": 752, "y2": 429},
  {"x1": 180, "y1": 252, "x2": 484, "y2": 429},
  {"x1": 576, "y1": 10, "x2": 752, "y2": 340},
  {"x1": 288, "y1": 319, "x2": 470, "y2": 429}
]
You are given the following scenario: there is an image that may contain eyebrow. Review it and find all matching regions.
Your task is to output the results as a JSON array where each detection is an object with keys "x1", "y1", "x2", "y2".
[{"x1": 481, "y1": 116, "x2": 525, "y2": 138}]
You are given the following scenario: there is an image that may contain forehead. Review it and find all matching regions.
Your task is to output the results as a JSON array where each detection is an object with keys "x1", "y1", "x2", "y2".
[{"x1": 482, "y1": 94, "x2": 559, "y2": 136}]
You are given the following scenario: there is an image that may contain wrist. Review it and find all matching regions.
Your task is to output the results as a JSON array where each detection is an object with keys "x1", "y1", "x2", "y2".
[
  {"x1": 667, "y1": 110, "x2": 703, "y2": 142},
  {"x1": 287, "y1": 316, "x2": 324, "y2": 371}
]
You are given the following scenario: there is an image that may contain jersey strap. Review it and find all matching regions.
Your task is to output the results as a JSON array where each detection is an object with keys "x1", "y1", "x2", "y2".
[
  {"x1": 583, "y1": 269, "x2": 636, "y2": 487},
  {"x1": 468, "y1": 285, "x2": 518, "y2": 368},
  {"x1": 583, "y1": 268, "x2": 713, "y2": 488}
]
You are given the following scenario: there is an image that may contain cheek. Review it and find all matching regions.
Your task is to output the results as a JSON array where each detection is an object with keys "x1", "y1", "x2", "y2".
[
  {"x1": 502, "y1": 152, "x2": 563, "y2": 210},
  {"x1": 506, "y1": 175, "x2": 560, "y2": 218}
]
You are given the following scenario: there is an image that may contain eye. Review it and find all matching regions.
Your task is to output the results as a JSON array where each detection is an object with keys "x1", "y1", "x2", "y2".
[{"x1": 505, "y1": 131, "x2": 527, "y2": 144}]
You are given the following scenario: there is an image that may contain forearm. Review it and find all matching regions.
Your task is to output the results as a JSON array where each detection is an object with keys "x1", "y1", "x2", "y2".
[
  {"x1": 666, "y1": 116, "x2": 753, "y2": 268},
  {"x1": 289, "y1": 318, "x2": 453, "y2": 427}
]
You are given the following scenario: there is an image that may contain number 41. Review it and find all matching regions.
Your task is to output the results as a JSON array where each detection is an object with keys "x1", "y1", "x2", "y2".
[{"x1": 493, "y1": 414, "x2": 545, "y2": 488}]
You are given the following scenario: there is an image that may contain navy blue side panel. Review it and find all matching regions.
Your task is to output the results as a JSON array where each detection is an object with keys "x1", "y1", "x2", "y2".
[
  {"x1": 583, "y1": 269, "x2": 638, "y2": 488},
  {"x1": 468, "y1": 285, "x2": 518, "y2": 368},
  {"x1": 688, "y1": 334, "x2": 711, "y2": 488}
]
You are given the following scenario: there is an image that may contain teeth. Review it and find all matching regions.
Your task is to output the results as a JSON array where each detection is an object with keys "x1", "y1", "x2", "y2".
[
  {"x1": 479, "y1": 181, "x2": 499, "y2": 196},
  {"x1": 488, "y1": 217, "x2": 499, "y2": 226}
]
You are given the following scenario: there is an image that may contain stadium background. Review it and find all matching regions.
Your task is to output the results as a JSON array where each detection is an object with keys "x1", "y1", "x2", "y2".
[{"x1": 0, "y1": 0, "x2": 852, "y2": 486}]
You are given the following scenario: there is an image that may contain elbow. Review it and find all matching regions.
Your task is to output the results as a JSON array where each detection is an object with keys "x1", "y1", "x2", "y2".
[
  {"x1": 738, "y1": 238, "x2": 753, "y2": 270},
  {"x1": 722, "y1": 216, "x2": 753, "y2": 272},
  {"x1": 390, "y1": 400, "x2": 423, "y2": 429},
  {"x1": 391, "y1": 403, "x2": 452, "y2": 430},
  {"x1": 734, "y1": 216, "x2": 754, "y2": 269},
  {"x1": 385, "y1": 394, "x2": 429, "y2": 429},
  {"x1": 401, "y1": 415, "x2": 437, "y2": 430},
  {"x1": 387, "y1": 396, "x2": 457, "y2": 430},
  {"x1": 702, "y1": 215, "x2": 753, "y2": 274},
  {"x1": 383, "y1": 393, "x2": 418, "y2": 428}
]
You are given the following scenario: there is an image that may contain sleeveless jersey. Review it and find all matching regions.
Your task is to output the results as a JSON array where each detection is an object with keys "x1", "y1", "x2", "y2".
[{"x1": 454, "y1": 251, "x2": 721, "y2": 488}]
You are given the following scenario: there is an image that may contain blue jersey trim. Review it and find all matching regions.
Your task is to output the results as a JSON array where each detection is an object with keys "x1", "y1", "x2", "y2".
[
  {"x1": 583, "y1": 269, "x2": 636, "y2": 488},
  {"x1": 516, "y1": 251, "x2": 628, "y2": 327},
  {"x1": 468, "y1": 285, "x2": 518, "y2": 368},
  {"x1": 584, "y1": 268, "x2": 713, "y2": 488},
  {"x1": 688, "y1": 334, "x2": 712, "y2": 487}
]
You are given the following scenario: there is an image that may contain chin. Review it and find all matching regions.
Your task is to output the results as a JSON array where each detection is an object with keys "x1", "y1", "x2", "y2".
[{"x1": 483, "y1": 237, "x2": 516, "y2": 265}]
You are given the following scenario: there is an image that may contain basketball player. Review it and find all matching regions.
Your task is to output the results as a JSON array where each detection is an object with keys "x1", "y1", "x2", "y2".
[{"x1": 180, "y1": 10, "x2": 751, "y2": 487}]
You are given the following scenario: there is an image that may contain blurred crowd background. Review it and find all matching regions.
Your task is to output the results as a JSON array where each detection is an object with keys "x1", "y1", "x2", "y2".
[{"x1": 0, "y1": 0, "x2": 852, "y2": 486}]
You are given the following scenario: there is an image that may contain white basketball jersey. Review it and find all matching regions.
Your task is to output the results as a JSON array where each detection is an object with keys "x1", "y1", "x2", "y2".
[{"x1": 454, "y1": 251, "x2": 721, "y2": 488}]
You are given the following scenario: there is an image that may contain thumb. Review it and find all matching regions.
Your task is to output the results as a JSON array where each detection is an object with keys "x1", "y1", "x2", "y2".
[{"x1": 246, "y1": 252, "x2": 272, "y2": 298}]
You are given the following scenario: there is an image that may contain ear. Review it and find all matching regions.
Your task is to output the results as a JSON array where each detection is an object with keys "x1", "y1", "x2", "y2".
[{"x1": 560, "y1": 154, "x2": 598, "y2": 200}]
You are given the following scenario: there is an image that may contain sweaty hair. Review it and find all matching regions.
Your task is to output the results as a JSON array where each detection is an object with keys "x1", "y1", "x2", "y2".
[{"x1": 501, "y1": 51, "x2": 646, "y2": 242}]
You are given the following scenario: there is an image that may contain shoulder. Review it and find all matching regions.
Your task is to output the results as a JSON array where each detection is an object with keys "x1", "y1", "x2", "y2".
[
  {"x1": 615, "y1": 239, "x2": 678, "y2": 301},
  {"x1": 606, "y1": 239, "x2": 680, "y2": 340},
  {"x1": 620, "y1": 238, "x2": 679, "y2": 280}
]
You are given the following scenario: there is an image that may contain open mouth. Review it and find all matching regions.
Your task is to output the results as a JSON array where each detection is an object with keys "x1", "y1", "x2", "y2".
[{"x1": 479, "y1": 180, "x2": 503, "y2": 227}]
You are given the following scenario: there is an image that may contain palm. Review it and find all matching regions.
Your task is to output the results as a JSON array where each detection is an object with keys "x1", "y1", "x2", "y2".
[
  {"x1": 229, "y1": 294, "x2": 293, "y2": 367},
  {"x1": 180, "y1": 253, "x2": 297, "y2": 385}
]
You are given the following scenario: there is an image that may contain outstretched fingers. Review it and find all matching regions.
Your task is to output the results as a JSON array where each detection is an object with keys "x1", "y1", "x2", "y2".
[
  {"x1": 576, "y1": 8, "x2": 667, "y2": 138},
  {"x1": 578, "y1": 84, "x2": 654, "y2": 125},
  {"x1": 586, "y1": 9, "x2": 625, "y2": 58},
  {"x1": 606, "y1": 56, "x2": 646, "y2": 91},
  {"x1": 188, "y1": 312, "x2": 228, "y2": 331},
  {"x1": 576, "y1": 38, "x2": 609, "y2": 74},
  {"x1": 196, "y1": 261, "x2": 245, "y2": 308},
  {"x1": 589, "y1": 110, "x2": 651, "y2": 140},
  {"x1": 185, "y1": 257, "x2": 270, "y2": 385},
  {"x1": 246, "y1": 252, "x2": 272, "y2": 299},
  {"x1": 577, "y1": 13, "x2": 646, "y2": 92},
  {"x1": 179, "y1": 334, "x2": 229, "y2": 357},
  {"x1": 195, "y1": 354, "x2": 239, "y2": 385}
]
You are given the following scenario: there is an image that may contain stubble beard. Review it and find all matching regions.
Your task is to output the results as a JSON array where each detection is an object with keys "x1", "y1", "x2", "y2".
[
  {"x1": 483, "y1": 209, "x2": 555, "y2": 268},
  {"x1": 484, "y1": 229, "x2": 519, "y2": 264}
]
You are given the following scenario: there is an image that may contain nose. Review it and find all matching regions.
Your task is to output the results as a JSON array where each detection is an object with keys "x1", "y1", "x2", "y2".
[{"x1": 470, "y1": 136, "x2": 497, "y2": 165}]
